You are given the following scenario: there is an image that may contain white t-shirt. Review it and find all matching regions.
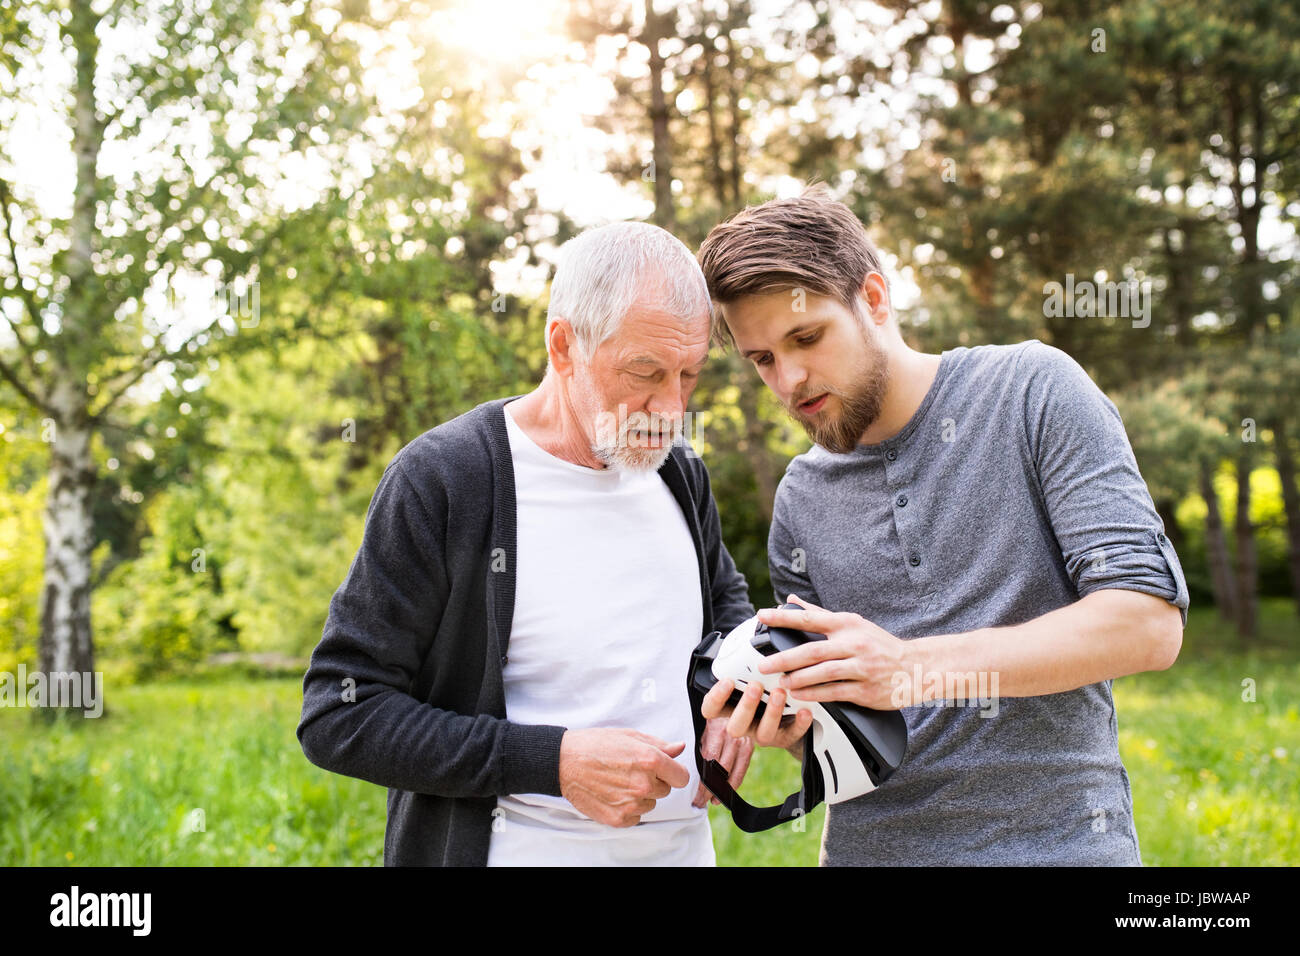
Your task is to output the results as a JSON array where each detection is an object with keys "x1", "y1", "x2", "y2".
[{"x1": 486, "y1": 402, "x2": 713, "y2": 866}]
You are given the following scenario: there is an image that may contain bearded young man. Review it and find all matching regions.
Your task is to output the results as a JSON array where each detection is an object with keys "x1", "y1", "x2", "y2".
[
  {"x1": 694, "y1": 185, "x2": 1189, "y2": 866},
  {"x1": 298, "y1": 221, "x2": 756, "y2": 866}
]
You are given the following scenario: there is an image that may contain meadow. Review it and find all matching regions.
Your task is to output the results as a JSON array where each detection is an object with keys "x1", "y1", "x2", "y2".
[{"x1": 2, "y1": 601, "x2": 1296, "y2": 867}]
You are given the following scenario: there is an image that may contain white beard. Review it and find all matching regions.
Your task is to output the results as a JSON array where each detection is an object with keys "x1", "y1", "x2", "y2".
[{"x1": 573, "y1": 373, "x2": 680, "y2": 474}]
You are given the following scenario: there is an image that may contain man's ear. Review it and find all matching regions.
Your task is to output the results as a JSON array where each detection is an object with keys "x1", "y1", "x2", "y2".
[
  {"x1": 858, "y1": 272, "x2": 892, "y2": 327},
  {"x1": 547, "y1": 318, "x2": 582, "y2": 376}
]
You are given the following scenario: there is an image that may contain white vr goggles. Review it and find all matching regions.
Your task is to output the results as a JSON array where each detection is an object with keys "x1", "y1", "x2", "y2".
[{"x1": 688, "y1": 606, "x2": 908, "y2": 832}]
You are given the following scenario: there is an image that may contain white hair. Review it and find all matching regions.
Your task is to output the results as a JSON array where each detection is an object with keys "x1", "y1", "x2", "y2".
[{"x1": 546, "y1": 221, "x2": 710, "y2": 356}]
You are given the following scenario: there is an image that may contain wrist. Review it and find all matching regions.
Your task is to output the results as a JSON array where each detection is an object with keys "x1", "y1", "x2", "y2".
[
  {"x1": 558, "y1": 726, "x2": 576, "y2": 769},
  {"x1": 896, "y1": 634, "x2": 942, "y2": 707},
  {"x1": 504, "y1": 722, "x2": 569, "y2": 797},
  {"x1": 901, "y1": 630, "x2": 983, "y2": 706}
]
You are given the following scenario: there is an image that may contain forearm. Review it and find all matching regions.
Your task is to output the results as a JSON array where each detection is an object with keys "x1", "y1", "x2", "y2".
[
  {"x1": 904, "y1": 588, "x2": 1183, "y2": 702},
  {"x1": 301, "y1": 588, "x2": 569, "y2": 800},
  {"x1": 298, "y1": 642, "x2": 566, "y2": 798}
]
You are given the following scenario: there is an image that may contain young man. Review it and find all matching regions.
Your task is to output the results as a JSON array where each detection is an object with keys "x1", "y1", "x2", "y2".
[
  {"x1": 298, "y1": 221, "x2": 755, "y2": 866},
  {"x1": 695, "y1": 185, "x2": 1189, "y2": 865}
]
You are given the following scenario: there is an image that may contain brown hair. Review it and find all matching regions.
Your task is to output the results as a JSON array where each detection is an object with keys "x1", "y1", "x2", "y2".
[{"x1": 696, "y1": 183, "x2": 887, "y2": 346}]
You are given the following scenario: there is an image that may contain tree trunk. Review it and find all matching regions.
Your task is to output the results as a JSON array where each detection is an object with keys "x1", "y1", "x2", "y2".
[
  {"x1": 38, "y1": 379, "x2": 98, "y2": 713},
  {"x1": 949, "y1": 22, "x2": 997, "y2": 338},
  {"x1": 1200, "y1": 459, "x2": 1237, "y2": 623},
  {"x1": 700, "y1": 38, "x2": 777, "y2": 520},
  {"x1": 1233, "y1": 453, "x2": 1258, "y2": 640},
  {"x1": 643, "y1": 0, "x2": 675, "y2": 230},
  {"x1": 1162, "y1": 222, "x2": 1196, "y2": 355},
  {"x1": 1155, "y1": 498, "x2": 1184, "y2": 559},
  {"x1": 724, "y1": 37, "x2": 742, "y2": 210},
  {"x1": 701, "y1": 41, "x2": 730, "y2": 216},
  {"x1": 1272, "y1": 422, "x2": 1300, "y2": 616},
  {"x1": 1226, "y1": 77, "x2": 1264, "y2": 339},
  {"x1": 35, "y1": 1, "x2": 104, "y2": 717}
]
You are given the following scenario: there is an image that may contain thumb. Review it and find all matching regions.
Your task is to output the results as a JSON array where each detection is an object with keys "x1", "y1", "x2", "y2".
[{"x1": 660, "y1": 740, "x2": 687, "y2": 758}]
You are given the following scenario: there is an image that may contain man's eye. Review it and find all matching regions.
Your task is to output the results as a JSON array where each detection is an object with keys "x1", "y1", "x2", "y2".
[
  {"x1": 754, "y1": 355, "x2": 773, "y2": 367},
  {"x1": 797, "y1": 333, "x2": 821, "y2": 346}
]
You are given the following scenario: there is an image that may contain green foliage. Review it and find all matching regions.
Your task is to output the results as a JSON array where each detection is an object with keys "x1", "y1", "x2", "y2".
[
  {"x1": 0, "y1": 423, "x2": 43, "y2": 673},
  {"x1": 90, "y1": 330, "x2": 392, "y2": 674},
  {"x1": 93, "y1": 492, "x2": 235, "y2": 680},
  {"x1": 2, "y1": 0, "x2": 1297, "y2": 698},
  {"x1": 1112, "y1": 378, "x2": 1227, "y2": 505}
]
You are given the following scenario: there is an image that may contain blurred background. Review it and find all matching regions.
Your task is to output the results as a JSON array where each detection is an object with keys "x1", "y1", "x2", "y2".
[{"x1": 0, "y1": 0, "x2": 1296, "y2": 866}]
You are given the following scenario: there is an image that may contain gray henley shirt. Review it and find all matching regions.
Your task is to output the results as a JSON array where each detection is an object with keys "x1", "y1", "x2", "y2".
[{"x1": 767, "y1": 339, "x2": 1190, "y2": 866}]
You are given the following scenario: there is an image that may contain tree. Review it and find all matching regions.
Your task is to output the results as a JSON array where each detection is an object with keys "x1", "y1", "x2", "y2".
[{"x1": 0, "y1": 0, "x2": 382, "y2": 713}]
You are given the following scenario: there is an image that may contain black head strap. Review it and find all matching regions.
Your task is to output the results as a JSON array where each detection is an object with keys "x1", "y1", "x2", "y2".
[{"x1": 688, "y1": 630, "x2": 824, "y2": 832}]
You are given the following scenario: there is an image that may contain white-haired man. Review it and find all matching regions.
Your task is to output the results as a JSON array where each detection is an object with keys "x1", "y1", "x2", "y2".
[{"x1": 298, "y1": 221, "x2": 756, "y2": 866}]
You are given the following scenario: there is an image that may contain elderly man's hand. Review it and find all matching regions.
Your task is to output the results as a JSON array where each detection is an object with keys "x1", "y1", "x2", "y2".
[
  {"x1": 692, "y1": 717, "x2": 755, "y2": 807},
  {"x1": 700, "y1": 676, "x2": 814, "y2": 759},
  {"x1": 559, "y1": 728, "x2": 692, "y2": 827}
]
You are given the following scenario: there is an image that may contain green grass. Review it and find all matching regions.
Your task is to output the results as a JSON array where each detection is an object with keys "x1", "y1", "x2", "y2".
[
  {"x1": 0, "y1": 681, "x2": 385, "y2": 866},
  {"x1": 1113, "y1": 600, "x2": 1300, "y2": 866},
  {"x1": 1, "y1": 601, "x2": 1296, "y2": 866}
]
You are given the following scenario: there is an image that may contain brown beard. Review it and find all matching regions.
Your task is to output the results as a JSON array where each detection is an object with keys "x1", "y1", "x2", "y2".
[{"x1": 790, "y1": 322, "x2": 891, "y2": 454}]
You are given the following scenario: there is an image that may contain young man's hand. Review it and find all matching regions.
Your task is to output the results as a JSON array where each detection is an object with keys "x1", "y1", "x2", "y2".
[{"x1": 755, "y1": 594, "x2": 913, "y2": 711}]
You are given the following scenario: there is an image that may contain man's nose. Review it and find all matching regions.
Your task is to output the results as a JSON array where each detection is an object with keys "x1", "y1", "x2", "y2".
[
  {"x1": 773, "y1": 357, "x2": 807, "y2": 401},
  {"x1": 645, "y1": 378, "x2": 689, "y2": 423}
]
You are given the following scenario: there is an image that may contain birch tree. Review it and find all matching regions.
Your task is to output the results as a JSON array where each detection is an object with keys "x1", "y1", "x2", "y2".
[{"x1": 0, "y1": 0, "x2": 379, "y2": 713}]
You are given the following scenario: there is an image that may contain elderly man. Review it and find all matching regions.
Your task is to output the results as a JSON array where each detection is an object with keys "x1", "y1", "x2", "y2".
[
  {"x1": 297, "y1": 221, "x2": 756, "y2": 866},
  {"x1": 695, "y1": 185, "x2": 1189, "y2": 865}
]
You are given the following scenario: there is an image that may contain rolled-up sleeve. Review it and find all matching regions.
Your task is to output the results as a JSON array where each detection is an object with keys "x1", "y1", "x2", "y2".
[{"x1": 1020, "y1": 342, "x2": 1190, "y2": 626}]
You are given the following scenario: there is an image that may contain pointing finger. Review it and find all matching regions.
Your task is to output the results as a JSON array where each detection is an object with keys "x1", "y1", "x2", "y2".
[
  {"x1": 786, "y1": 594, "x2": 829, "y2": 614},
  {"x1": 757, "y1": 639, "x2": 848, "y2": 675},
  {"x1": 756, "y1": 604, "x2": 838, "y2": 635}
]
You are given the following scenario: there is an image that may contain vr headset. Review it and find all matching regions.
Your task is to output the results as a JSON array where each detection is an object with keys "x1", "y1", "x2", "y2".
[{"x1": 688, "y1": 605, "x2": 908, "y2": 832}]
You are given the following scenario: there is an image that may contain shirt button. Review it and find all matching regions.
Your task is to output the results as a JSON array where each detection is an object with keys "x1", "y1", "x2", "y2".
[
  {"x1": 1157, "y1": 532, "x2": 1167, "y2": 542},
  {"x1": 886, "y1": 450, "x2": 897, "y2": 461},
  {"x1": 896, "y1": 494, "x2": 908, "y2": 507},
  {"x1": 909, "y1": 554, "x2": 921, "y2": 567}
]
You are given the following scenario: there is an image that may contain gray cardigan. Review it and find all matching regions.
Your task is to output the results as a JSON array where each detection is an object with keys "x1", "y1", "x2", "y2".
[{"x1": 296, "y1": 395, "x2": 756, "y2": 866}]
